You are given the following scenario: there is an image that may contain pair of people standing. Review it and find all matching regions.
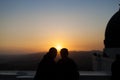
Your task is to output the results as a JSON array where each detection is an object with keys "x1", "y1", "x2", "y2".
[{"x1": 34, "y1": 47, "x2": 79, "y2": 80}]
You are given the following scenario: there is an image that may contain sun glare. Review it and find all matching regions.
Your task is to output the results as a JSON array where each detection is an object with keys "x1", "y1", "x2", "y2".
[{"x1": 56, "y1": 45, "x2": 62, "y2": 51}]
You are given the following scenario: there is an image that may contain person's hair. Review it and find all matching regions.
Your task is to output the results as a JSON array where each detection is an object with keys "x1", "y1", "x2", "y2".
[
  {"x1": 60, "y1": 48, "x2": 68, "y2": 58},
  {"x1": 49, "y1": 47, "x2": 57, "y2": 53},
  {"x1": 47, "y1": 47, "x2": 57, "y2": 58}
]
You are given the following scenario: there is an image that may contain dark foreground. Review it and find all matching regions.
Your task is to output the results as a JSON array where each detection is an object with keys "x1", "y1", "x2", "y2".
[{"x1": 0, "y1": 71, "x2": 111, "y2": 80}]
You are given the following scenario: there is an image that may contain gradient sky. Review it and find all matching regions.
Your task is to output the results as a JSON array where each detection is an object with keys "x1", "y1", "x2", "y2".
[{"x1": 0, "y1": 0, "x2": 119, "y2": 53}]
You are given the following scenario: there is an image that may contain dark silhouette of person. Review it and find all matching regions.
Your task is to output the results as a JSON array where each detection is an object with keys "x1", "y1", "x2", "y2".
[
  {"x1": 111, "y1": 54, "x2": 120, "y2": 80},
  {"x1": 34, "y1": 47, "x2": 57, "y2": 80},
  {"x1": 57, "y1": 48, "x2": 79, "y2": 80}
]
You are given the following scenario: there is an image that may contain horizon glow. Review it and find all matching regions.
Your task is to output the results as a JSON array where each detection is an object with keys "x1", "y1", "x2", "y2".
[{"x1": 0, "y1": 0, "x2": 119, "y2": 53}]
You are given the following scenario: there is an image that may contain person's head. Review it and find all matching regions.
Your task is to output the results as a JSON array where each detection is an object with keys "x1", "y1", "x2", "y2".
[
  {"x1": 48, "y1": 47, "x2": 57, "y2": 59},
  {"x1": 60, "y1": 48, "x2": 69, "y2": 59}
]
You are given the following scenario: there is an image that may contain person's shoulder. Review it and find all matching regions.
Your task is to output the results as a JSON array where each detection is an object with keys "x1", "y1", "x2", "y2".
[
  {"x1": 68, "y1": 58, "x2": 77, "y2": 65},
  {"x1": 68, "y1": 58, "x2": 74, "y2": 62},
  {"x1": 57, "y1": 59, "x2": 65, "y2": 64},
  {"x1": 57, "y1": 59, "x2": 62, "y2": 63}
]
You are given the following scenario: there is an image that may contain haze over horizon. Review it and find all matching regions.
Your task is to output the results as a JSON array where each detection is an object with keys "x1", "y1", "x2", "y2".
[{"x1": 0, "y1": 0, "x2": 119, "y2": 54}]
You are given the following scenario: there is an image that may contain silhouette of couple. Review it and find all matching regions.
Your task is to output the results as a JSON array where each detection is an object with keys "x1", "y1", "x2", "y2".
[{"x1": 34, "y1": 47, "x2": 79, "y2": 80}]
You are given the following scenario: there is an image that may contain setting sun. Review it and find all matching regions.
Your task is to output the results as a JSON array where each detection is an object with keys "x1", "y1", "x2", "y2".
[
  {"x1": 0, "y1": 0, "x2": 115, "y2": 53},
  {"x1": 55, "y1": 45, "x2": 62, "y2": 51}
]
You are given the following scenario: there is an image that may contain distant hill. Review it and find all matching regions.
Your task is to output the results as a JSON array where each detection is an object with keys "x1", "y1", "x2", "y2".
[{"x1": 0, "y1": 50, "x2": 102, "y2": 71}]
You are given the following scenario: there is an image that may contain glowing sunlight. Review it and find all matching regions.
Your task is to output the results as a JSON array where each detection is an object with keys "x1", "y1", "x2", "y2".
[{"x1": 55, "y1": 45, "x2": 62, "y2": 52}]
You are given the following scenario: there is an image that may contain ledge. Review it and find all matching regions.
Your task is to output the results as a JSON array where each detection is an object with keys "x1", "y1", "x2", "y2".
[{"x1": 0, "y1": 71, "x2": 111, "y2": 80}]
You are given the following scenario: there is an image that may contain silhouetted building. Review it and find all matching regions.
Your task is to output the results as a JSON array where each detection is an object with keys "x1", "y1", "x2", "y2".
[
  {"x1": 103, "y1": 9, "x2": 120, "y2": 58},
  {"x1": 93, "y1": 8, "x2": 120, "y2": 72},
  {"x1": 111, "y1": 54, "x2": 120, "y2": 80}
]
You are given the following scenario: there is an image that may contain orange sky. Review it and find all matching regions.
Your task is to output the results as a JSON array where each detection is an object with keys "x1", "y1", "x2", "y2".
[{"x1": 0, "y1": 0, "x2": 118, "y2": 53}]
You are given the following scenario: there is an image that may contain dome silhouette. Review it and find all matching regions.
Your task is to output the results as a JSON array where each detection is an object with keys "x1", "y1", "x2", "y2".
[{"x1": 104, "y1": 9, "x2": 120, "y2": 48}]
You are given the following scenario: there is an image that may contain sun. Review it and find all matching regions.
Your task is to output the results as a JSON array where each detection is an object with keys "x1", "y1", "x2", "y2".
[{"x1": 55, "y1": 45, "x2": 62, "y2": 51}]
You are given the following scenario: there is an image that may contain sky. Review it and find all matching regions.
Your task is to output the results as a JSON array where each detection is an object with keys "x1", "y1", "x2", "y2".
[{"x1": 0, "y1": 0, "x2": 119, "y2": 53}]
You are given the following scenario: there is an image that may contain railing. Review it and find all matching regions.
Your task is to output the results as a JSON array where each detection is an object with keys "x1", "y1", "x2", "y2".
[{"x1": 0, "y1": 71, "x2": 111, "y2": 80}]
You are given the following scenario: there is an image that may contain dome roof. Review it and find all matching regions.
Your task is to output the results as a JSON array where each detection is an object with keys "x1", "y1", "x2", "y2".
[{"x1": 104, "y1": 10, "x2": 120, "y2": 48}]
